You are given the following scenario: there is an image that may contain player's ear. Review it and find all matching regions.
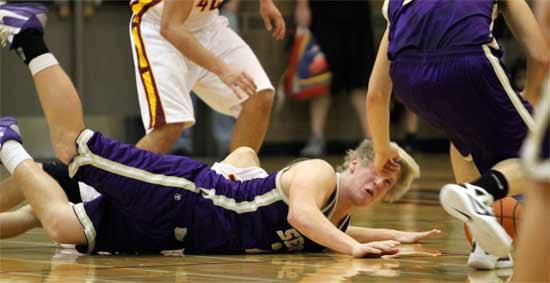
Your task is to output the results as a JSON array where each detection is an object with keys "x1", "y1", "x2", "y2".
[{"x1": 349, "y1": 158, "x2": 359, "y2": 173}]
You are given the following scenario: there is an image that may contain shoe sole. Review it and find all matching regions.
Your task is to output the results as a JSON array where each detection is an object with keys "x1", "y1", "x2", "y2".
[
  {"x1": 440, "y1": 185, "x2": 512, "y2": 257},
  {"x1": 468, "y1": 257, "x2": 496, "y2": 270},
  {"x1": 495, "y1": 256, "x2": 514, "y2": 269}
]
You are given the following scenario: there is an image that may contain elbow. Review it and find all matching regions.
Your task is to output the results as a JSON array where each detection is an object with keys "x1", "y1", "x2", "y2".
[
  {"x1": 287, "y1": 209, "x2": 308, "y2": 231},
  {"x1": 287, "y1": 211, "x2": 302, "y2": 229}
]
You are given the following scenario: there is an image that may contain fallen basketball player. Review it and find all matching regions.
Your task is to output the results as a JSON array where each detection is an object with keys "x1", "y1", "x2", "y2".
[{"x1": 0, "y1": 3, "x2": 440, "y2": 257}]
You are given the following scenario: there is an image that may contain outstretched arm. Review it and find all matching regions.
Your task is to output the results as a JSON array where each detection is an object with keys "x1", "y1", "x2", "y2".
[
  {"x1": 502, "y1": 0, "x2": 549, "y2": 106},
  {"x1": 286, "y1": 160, "x2": 399, "y2": 257},
  {"x1": 346, "y1": 226, "x2": 441, "y2": 244}
]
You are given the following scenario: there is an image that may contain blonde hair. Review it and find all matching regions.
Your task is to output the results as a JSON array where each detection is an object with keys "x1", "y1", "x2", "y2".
[{"x1": 337, "y1": 140, "x2": 421, "y2": 203}]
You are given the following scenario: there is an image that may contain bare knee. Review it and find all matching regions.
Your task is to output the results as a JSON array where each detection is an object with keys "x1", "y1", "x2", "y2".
[
  {"x1": 138, "y1": 122, "x2": 188, "y2": 153},
  {"x1": 224, "y1": 146, "x2": 260, "y2": 168},
  {"x1": 41, "y1": 206, "x2": 85, "y2": 244},
  {"x1": 52, "y1": 131, "x2": 80, "y2": 164},
  {"x1": 243, "y1": 90, "x2": 274, "y2": 113},
  {"x1": 232, "y1": 146, "x2": 257, "y2": 159}
]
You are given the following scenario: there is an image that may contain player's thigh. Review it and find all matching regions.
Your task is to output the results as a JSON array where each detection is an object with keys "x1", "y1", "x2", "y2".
[
  {"x1": 46, "y1": 204, "x2": 87, "y2": 245},
  {"x1": 449, "y1": 143, "x2": 480, "y2": 183},
  {"x1": 131, "y1": 21, "x2": 198, "y2": 130}
]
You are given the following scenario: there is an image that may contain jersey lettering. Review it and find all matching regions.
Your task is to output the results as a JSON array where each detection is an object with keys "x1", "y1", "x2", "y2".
[
  {"x1": 276, "y1": 229, "x2": 305, "y2": 251},
  {"x1": 196, "y1": 0, "x2": 221, "y2": 12}
]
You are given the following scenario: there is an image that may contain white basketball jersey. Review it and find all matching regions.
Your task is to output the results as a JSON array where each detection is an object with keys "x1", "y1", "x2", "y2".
[{"x1": 130, "y1": 0, "x2": 223, "y2": 32}]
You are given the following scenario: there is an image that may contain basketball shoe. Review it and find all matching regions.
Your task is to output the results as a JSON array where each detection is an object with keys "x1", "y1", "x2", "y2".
[
  {"x1": 468, "y1": 241, "x2": 513, "y2": 270},
  {"x1": 0, "y1": 117, "x2": 22, "y2": 149},
  {"x1": 0, "y1": 2, "x2": 47, "y2": 48},
  {"x1": 439, "y1": 183, "x2": 512, "y2": 257}
]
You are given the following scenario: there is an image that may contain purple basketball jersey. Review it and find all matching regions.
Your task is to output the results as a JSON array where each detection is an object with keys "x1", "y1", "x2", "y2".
[
  {"x1": 385, "y1": 0, "x2": 498, "y2": 60},
  {"x1": 69, "y1": 130, "x2": 348, "y2": 254},
  {"x1": 384, "y1": 0, "x2": 534, "y2": 173}
]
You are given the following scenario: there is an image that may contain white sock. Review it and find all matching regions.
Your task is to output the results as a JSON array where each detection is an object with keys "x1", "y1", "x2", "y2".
[
  {"x1": 0, "y1": 141, "x2": 33, "y2": 174},
  {"x1": 28, "y1": 53, "x2": 58, "y2": 76}
]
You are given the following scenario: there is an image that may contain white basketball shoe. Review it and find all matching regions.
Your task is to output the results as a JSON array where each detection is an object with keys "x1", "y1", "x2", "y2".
[
  {"x1": 468, "y1": 241, "x2": 513, "y2": 270},
  {"x1": 439, "y1": 183, "x2": 512, "y2": 257}
]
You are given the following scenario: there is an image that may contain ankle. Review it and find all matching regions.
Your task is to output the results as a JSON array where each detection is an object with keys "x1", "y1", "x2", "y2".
[
  {"x1": 470, "y1": 170, "x2": 509, "y2": 200},
  {"x1": 11, "y1": 29, "x2": 49, "y2": 65}
]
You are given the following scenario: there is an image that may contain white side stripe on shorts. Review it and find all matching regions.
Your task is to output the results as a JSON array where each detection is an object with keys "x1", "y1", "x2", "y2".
[
  {"x1": 482, "y1": 44, "x2": 535, "y2": 131},
  {"x1": 73, "y1": 203, "x2": 97, "y2": 253},
  {"x1": 68, "y1": 130, "x2": 283, "y2": 215}
]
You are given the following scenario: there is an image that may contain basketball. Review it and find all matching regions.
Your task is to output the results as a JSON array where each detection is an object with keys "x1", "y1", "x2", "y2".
[{"x1": 464, "y1": 196, "x2": 523, "y2": 246}]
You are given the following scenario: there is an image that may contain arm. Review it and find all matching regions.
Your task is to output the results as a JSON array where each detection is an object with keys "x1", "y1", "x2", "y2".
[
  {"x1": 287, "y1": 160, "x2": 358, "y2": 255},
  {"x1": 260, "y1": 0, "x2": 286, "y2": 40},
  {"x1": 161, "y1": 0, "x2": 256, "y2": 97},
  {"x1": 347, "y1": 226, "x2": 441, "y2": 244},
  {"x1": 501, "y1": 0, "x2": 550, "y2": 106},
  {"x1": 286, "y1": 160, "x2": 399, "y2": 257},
  {"x1": 366, "y1": 29, "x2": 400, "y2": 177}
]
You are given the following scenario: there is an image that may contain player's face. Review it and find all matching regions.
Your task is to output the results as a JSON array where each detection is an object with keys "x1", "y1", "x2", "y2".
[{"x1": 349, "y1": 162, "x2": 400, "y2": 206}]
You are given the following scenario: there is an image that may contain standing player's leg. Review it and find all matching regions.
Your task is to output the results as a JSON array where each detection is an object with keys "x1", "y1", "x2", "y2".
[
  {"x1": 193, "y1": 24, "x2": 274, "y2": 153},
  {"x1": 136, "y1": 123, "x2": 187, "y2": 154},
  {"x1": 129, "y1": 14, "x2": 196, "y2": 154},
  {"x1": 211, "y1": 146, "x2": 269, "y2": 182},
  {"x1": 449, "y1": 143, "x2": 480, "y2": 184},
  {"x1": 229, "y1": 89, "x2": 274, "y2": 152},
  {"x1": 450, "y1": 144, "x2": 514, "y2": 270},
  {"x1": 220, "y1": 146, "x2": 260, "y2": 168}
]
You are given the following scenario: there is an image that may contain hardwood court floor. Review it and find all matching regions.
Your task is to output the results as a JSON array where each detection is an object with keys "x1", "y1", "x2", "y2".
[{"x1": 0, "y1": 154, "x2": 514, "y2": 282}]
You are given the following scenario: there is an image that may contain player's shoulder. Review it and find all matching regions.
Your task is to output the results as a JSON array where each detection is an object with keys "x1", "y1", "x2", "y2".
[{"x1": 294, "y1": 159, "x2": 336, "y2": 179}]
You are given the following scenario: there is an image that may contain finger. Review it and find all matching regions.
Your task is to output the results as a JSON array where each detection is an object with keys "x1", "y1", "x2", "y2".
[
  {"x1": 263, "y1": 15, "x2": 272, "y2": 32},
  {"x1": 387, "y1": 160, "x2": 400, "y2": 169},
  {"x1": 381, "y1": 247, "x2": 400, "y2": 256},
  {"x1": 362, "y1": 247, "x2": 383, "y2": 258},
  {"x1": 242, "y1": 72, "x2": 257, "y2": 90},
  {"x1": 427, "y1": 229, "x2": 442, "y2": 236},
  {"x1": 239, "y1": 76, "x2": 256, "y2": 96},
  {"x1": 275, "y1": 17, "x2": 286, "y2": 39},
  {"x1": 239, "y1": 80, "x2": 255, "y2": 97},
  {"x1": 230, "y1": 85, "x2": 243, "y2": 99}
]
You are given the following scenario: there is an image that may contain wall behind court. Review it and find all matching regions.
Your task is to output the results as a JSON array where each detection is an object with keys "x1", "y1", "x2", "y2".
[{"x1": 0, "y1": 1, "x2": 523, "y2": 158}]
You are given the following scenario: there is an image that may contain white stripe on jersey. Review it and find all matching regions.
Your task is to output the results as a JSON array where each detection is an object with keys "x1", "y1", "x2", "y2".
[{"x1": 68, "y1": 129, "x2": 283, "y2": 214}]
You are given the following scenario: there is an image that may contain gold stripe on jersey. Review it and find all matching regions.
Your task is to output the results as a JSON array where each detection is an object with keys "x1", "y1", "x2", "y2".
[{"x1": 130, "y1": 0, "x2": 165, "y2": 128}]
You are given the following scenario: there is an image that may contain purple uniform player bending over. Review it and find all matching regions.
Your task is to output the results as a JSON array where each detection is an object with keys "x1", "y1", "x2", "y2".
[
  {"x1": 0, "y1": 3, "x2": 440, "y2": 257},
  {"x1": 366, "y1": 0, "x2": 549, "y2": 269}
]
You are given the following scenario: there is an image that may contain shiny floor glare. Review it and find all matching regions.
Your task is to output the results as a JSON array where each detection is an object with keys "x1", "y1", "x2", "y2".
[{"x1": 0, "y1": 154, "x2": 514, "y2": 282}]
